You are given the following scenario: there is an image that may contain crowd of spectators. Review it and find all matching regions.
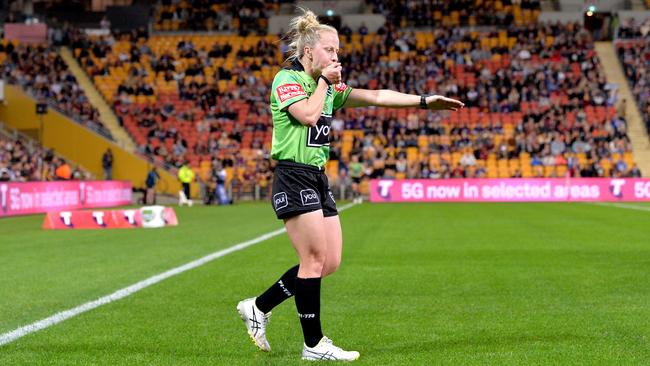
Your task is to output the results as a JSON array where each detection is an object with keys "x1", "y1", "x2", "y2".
[
  {"x1": 365, "y1": 0, "x2": 541, "y2": 28},
  {"x1": 0, "y1": 39, "x2": 112, "y2": 139},
  {"x1": 155, "y1": 0, "x2": 288, "y2": 35},
  {"x1": 0, "y1": 135, "x2": 89, "y2": 182},
  {"x1": 331, "y1": 21, "x2": 639, "y2": 180},
  {"x1": 66, "y1": 17, "x2": 641, "y2": 194},
  {"x1": 617, "y1": 18, "x2": 650, "y2": 39},
  {"x1": 71, "y1": 30, "x2": 274, "y2": 175},
  {"x1": 616, "y1": 18, "x2": 650, "y2": 137}
]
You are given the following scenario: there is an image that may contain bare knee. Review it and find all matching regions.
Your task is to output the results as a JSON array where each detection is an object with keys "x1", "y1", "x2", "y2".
[
  {"x1": 299, "y1": 250, "x2": 327, "y2": 278},
  {"x1": 321, "y1": 256, "x2": 341, "y2": 277}
]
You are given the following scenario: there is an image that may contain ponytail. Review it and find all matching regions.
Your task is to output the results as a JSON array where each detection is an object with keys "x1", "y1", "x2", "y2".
[{"x1": 285, "y1": 8, "x2": 338, "y2": 62}]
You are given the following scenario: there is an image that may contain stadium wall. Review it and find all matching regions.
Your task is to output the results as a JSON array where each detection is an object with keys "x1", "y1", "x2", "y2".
[{"x1": 0, "y1": 85, "x2": 182, "y2": 196}]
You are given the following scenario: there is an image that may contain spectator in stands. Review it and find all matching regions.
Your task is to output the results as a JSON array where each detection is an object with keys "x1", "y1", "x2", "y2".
[
  {"x1": 55, "y1": 158, "x2": 72, "y2": 180},
  {"x1": 0, "y1": 41, "x2": 112, "y2": 139},
  {"x1": 0, "y1": 163, "x2": 13, "y2": 181},
  {"x1": 617, "y1": 27, "x2": 650, "y2": 135},
  {"x1": 100, "y1": 16, "x2": 111, "y2": 30},
  {"x1": 145, "y1": 166, "x2": 160, "y2": 204},
  {"x1": 1, "y1": 136, "x2": 90, "y2": 181},
  {"x1": 102, "y1": 148, "x2": 113, "y2": 180}
]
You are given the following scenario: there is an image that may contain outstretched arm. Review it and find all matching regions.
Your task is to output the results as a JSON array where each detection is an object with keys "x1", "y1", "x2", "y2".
[{"x1": 343, "y1": 88, "x2": 464, "y2": 111}]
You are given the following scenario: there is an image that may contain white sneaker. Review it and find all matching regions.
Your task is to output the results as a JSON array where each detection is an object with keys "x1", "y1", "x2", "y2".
[
  {"x1": 302, "y1": 336, "x2": 360, "y2": 361},
  {"x1": 236, "y1": 297, "x2": 271, "y2": 352}
]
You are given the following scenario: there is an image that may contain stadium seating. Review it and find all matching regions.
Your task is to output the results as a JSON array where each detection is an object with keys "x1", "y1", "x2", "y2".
[
  {"x1": 0, "y1": 40, "x2": 112, "y2": 139},
  {"x1": 0, "y1": 132, "x2": 89, "y2": 181},
  {"x1": 69, "y1": 19, "x2": 639, "y2": 192},
  {"x1": 616, "y1": 19, "x2": 650, "y2": 138},
  {"x1": 153, "y1": 0, "x2": 280, "y2": 33},
  {"x1": 366, "y1": 0, "x2": 541, "y2": 27}
]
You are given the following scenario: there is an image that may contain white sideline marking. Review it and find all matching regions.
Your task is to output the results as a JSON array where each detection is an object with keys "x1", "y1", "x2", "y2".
[
  {"x1": 0, "y1": 202, "x2": 357, "y2": 346},
  {"x1": 587, "y1": 202, "x2": 650, "y2": 212}
]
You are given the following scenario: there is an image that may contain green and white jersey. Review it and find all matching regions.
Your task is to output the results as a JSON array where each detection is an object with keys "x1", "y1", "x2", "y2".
[{"x1": 270, "y1": 60, "x2": 353, "y2": 168}]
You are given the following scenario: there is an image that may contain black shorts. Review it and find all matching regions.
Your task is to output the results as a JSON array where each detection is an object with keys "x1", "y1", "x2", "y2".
[
  {"x1": 271, "y1": 160, "x2": 338, "y2": 220},
  {"x1": 352, "y1": 177, "x2": 361, "y2": 184}
]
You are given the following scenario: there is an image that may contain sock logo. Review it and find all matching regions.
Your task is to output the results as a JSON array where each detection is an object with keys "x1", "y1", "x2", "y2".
[
  {"x1": 278, "y1": 280, "x2": 292, "y2": 297},
  {"x1": 299, "y1": 313, "x2": 316, "y2": 319},
  {"x1": 300, "y1": 189, "x2": 320, "y2": 206}
]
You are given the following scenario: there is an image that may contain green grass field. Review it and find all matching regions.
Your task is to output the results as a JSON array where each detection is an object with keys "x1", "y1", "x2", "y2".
[{"x1": 1, "y1": 202, "x2": 650, "y2": 365}]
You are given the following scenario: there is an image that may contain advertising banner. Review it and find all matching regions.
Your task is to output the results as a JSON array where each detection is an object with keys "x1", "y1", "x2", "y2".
[
  {"x1": 0, "y1": 181, "x2": 131, "y2": 217},
  {"x1": 42, "y1": 206, "x2": 178, "y2": 230},
  {"x1": 3, "y1": 23, "x2": 48, "y2": 43},
  {"x1": 370, "y1": 178, "x2": 650, "y2": 203}
]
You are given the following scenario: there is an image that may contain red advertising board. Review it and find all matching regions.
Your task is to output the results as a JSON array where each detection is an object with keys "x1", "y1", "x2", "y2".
[
  {"x1": 42, "y1": 207, "x2": 178, "y2": 230},
  {"x1": 0, "y1": 181, "x2": 132, "y2": 218}
]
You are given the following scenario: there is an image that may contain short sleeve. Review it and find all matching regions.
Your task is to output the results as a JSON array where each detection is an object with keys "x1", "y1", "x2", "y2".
[
  {"x1": 332, "y1": 82, "x2": 353, "y2": 111},
  {"x1": 272, "y1": 70, "x2": 309, "y2": 111}
]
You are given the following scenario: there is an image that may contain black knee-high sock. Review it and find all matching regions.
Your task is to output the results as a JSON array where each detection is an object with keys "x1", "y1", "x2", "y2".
[
  {"x1": 295, "y1": 277, "x2": 323, "y2": 348},
  {"x1": 255, "y1": 265, "x2": 299, "y2": 314}
]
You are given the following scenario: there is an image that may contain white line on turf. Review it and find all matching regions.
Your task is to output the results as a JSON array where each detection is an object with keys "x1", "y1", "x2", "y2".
[
  {"x1": 586, "y1": 202, "x2": 650, "y2": 212},
  {"x1": 0, "y1": 202, "x2": 358, "y2": 347}
]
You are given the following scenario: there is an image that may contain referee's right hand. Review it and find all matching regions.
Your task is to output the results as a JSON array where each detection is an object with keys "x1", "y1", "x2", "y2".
[{"x1": 321, "y1": 62, "x2": 342, "y2": 85}]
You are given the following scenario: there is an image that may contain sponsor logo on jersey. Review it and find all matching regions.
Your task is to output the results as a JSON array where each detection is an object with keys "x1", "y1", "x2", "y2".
[
  {"x1": 276, "y1": 83, "x2": 307, "y2": 103},
  {"x1": 334, "y1": 82, "x2": 348, "y2": 92},
  {"x1": 307, "y1": 117, "x2": 332, "y2": 147}
]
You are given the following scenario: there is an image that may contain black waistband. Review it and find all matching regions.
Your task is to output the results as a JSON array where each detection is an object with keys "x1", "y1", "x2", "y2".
[{"x1": 277, "y1": 160, "x2": 324, "y2": 172}]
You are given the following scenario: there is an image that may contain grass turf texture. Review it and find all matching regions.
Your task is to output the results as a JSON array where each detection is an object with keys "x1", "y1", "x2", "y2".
[{"x1": 1, "y1": 202, "x2": 649, "y2": 365}]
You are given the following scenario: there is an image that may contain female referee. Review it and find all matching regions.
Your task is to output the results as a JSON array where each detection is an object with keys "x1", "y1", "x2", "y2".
[{"x1": 237, "y1": 9, "x2": 464, "y2": 361}]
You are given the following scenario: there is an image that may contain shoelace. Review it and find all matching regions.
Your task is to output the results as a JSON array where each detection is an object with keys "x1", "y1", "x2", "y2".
[{"x1": 322, "y1": 337, "x2": 344, "y2": 353}]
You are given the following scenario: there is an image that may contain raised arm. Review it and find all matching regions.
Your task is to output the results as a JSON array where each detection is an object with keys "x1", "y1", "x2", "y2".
[
  {"x1": 343, "y1": 88, "x2": 464, "y2": 111},
  {"x1": 287, "y1": 78, "x2": 330, "y2": 127},
  {"x1": 287, "y1": 62, "x2": 342, "y2": 127}
]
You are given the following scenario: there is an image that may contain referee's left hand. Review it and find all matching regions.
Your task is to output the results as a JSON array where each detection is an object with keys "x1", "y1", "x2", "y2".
[{"x1": 426, "y1": 95, "x2": 465, "y2": 111}]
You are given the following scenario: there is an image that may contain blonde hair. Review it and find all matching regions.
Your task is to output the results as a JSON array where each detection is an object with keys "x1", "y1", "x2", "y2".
[{"x1": 285, "y1": 8, "x2": 338, "y2": 62}]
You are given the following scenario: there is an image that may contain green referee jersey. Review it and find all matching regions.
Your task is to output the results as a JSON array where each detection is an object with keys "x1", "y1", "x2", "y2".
[{"x1": 270, "y1": 60, "x2": 353, "y2": 168}]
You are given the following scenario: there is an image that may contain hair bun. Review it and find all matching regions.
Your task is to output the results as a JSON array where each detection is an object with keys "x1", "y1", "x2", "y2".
[{"x1": 296, "y1": 10, "x2": 320, "y2": 34}]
